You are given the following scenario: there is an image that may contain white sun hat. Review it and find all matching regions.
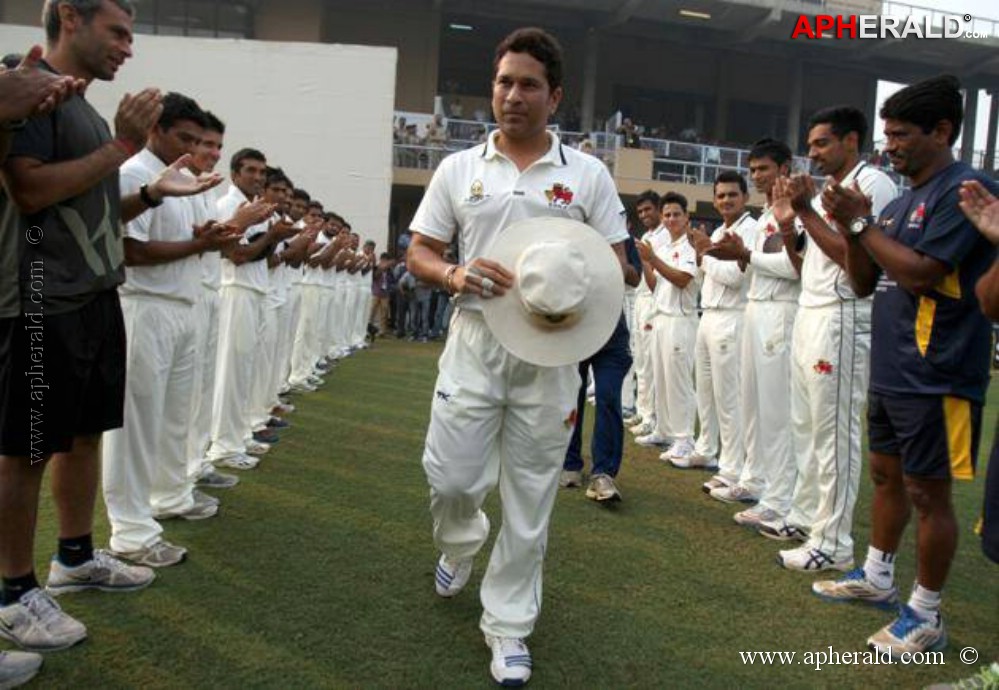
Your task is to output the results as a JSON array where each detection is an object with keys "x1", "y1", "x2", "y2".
[{"x1": 480, "y1": 216, "x2": 624, "y2": 367}]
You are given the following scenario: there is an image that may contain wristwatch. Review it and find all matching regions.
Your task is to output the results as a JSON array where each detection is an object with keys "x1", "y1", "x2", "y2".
[
  {"x1": 139, "y1": 183, "x2": 163, "y2": 208},
  {"x1": 849, "y1": 215, "x2": 874, "y2": 237}
]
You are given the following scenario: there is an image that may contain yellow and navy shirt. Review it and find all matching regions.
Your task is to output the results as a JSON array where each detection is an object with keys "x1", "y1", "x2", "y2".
[{"x1": 870, "y1": 161, "x2": 997, "y2": 403}]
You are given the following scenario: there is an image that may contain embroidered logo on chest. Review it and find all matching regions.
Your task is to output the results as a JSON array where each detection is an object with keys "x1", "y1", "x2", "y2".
[
  {"x1": 545, "y1": 183, "x2": 574, "y2": 209},
  {"x1": 907, "y1": 202, "x2": 926, "y2": 230},
  {"x1": 465, "y1": 179, "x2": 490, "y2": 204}
]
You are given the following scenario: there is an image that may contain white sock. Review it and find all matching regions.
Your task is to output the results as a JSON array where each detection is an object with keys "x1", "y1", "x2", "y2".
[
  {"x1": 863, "y1": 546, "x2": 895, "y2": 590},
  {"x1": 908, "y1": 583, "x2": 942, "y2": 622}
]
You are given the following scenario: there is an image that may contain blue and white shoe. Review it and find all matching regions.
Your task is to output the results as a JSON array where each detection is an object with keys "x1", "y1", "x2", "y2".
[
  {"x1": 812, "y1": 568, "x2": 899, "y2": 611},
  {"x1": 485, "y1": 635, "x2": 532, "y2": 686},
  {"x1": 867, "y1": 605, "x2": 946, "y2": 659},
  {"x1": 434, "y1": 554, "x2": 472, "y2": 598},
  {"x1": 777, "y1": 545, "x2": 853, "y2": 572}
]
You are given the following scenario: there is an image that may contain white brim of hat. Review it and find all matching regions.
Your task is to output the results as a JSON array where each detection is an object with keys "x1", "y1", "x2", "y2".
[{"x1": 481, "y1": 216, "x2": 625, "y2": 367}]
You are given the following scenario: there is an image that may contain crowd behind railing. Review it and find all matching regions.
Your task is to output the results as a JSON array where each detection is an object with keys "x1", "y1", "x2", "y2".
[{"x1": 392, "y1": 112, "x2": 998, "y2": 190}]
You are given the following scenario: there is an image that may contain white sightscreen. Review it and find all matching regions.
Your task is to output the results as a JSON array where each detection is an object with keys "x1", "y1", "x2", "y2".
[{"x1": 0, "y1": 24, "x2": 397, "y2": 250}]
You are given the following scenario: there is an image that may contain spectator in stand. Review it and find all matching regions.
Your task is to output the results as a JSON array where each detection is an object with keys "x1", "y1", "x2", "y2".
[
  {"x1": 426, "y1": 113, "x2": 448, "y2": 146},
  {"x1": 618, "y1": 118, "x2": 642, "y2": 148}
]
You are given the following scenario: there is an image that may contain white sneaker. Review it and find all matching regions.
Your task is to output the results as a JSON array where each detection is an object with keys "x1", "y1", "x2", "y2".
[
  {"x1": 434, "y1": 554, "x2": 472, "y2": 598},
  {"x1": 559, "y1": 470, "x2": 583, "y2": 488},
  {"x1": 811, "y1": 568, "x2": 899, "y2": 611},
  {"x1": 701, "y1": 475, "x2": 730, "y2": 494},
  {"x1": 669, "y1": 452, "x2": 716, "y2": 470},
  {"x1": 757, "y1": 519, "x2": 808, "y2": 542},
  {"x1": 289, "y1": 382, "x2": 317, "y2": 393},
  {"x1": 635, "y1": 432, "x2": 671, "y2": 447},
  {"x1": 867, "y1": 606, "x2": 946, "y2": 660},
  {"x1": 709, "y1": 484, "x2": 759, "y2": 504},
  {"x1": 0, "y1": 649, "x2": 43, "y2": 688},
  {"x1": 245, "y1": 440, "x2": 270, "y2": 456},
  {"x1": 218, "y1": 453, "x2": 259, "y2": 470},
  {"x1": 110, "y1": 539, "x2": 187, "y2": 568},
  {"x1": 665, "y1": 438, "x2": 695, "y2": 461},
  {"x1": 629, "y1": 421, "x2": 654, "y2": 436},
  {"x1": 0, "y1": 588, "x2": 87, "y2": 652},
  {"x1": 485, "y1": 635, "x2": 532, "y2": 686},
  {"x1": 733, "y1": 506, "x2": 780, "y2": 529},
  {"x1": 777, "y1": 545, "x2": 854, "y2": 572},
  {"x1": 46, "y1": 550, "x2": 155, "y2": 595},
  {"x1": 585, "y1": 474, "x2": 622, "y2": 502}
]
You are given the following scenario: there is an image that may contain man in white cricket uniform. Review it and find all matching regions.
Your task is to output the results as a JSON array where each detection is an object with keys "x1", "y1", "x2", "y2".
[
  {"x1": 407, "y1": 28, "x2": 630, "y2": 686},
  {"x1": 701, "y1": 139, "x2": 802, "y2": 518},
  {"x1": 628, "y1": 191, "x2": 664, "y2": 437},
  {"x1": 184, "y1": 112, "x2": 241, "y2": 490},
  {"x1": 206, "y1": 148, "x2": 293, "y2": 470},
  {"x1": 635, "y1": 193, "x2": 700, "y2": 455},
  {"x1": 103, "y1": 94, "x2": 234, "y2": 560},
  {"x1": 673, "y1": 172, "x2": 756, "y2": 469},
  {"x1": 768, "y1": 107, "x2": 898, "y2": 572}
]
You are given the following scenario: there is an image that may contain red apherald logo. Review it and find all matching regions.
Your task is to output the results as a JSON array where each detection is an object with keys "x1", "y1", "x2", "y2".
[
  {"x1": 765, "y1": 223, "x2": 777, "y2": 237},
  {"x1": 790, "y1": 14, "x2": 969, "y2": 40}
]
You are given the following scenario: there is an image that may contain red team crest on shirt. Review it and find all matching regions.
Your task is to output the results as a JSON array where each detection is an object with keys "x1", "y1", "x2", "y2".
[
  {"x1": 813, "y1": 359, "x2": 834, "y2": 375},
  {"x1": 545, "y1": 183, "x2": 574, "y2": 209},
  {"x1": 908, "y1": 203, "x2": 926, "y2": 229},
  {"x1": 765, "y1": 223, "x2": 777, "y2": 237}
]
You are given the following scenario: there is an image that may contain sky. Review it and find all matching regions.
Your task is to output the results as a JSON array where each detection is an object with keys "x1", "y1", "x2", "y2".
[{"x1": 874, "y1": 0, "x2": 998, "y2": 160}]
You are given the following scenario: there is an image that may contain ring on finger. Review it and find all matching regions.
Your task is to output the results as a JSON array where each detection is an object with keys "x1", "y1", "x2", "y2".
[
  {"x1": 480, "y1": 276, "x2": 495, "y2": 292},
  {"x1": 481, "y1": 285, "x2": 494, "y2": 298}
]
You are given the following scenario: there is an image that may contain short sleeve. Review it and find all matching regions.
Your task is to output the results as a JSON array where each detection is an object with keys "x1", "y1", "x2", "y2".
[
  {"x1": 859, "y1": 170, "x2": 899, "y2": 217},
  {"x1": 410, "y1": 156, "x2": 457, "y2": 244},
  {"x1": 6, "y1": 112, "x2": 56, "y2": 163},
  {"x1": 584, "y1": 163, "x2": 629, "y2": 244},
  {"x1": 916, "y1": 179, "x2": 999, "y2": 268},
  {"x1": 120, "y1": 162, "x2": 151, "y2": 242}
]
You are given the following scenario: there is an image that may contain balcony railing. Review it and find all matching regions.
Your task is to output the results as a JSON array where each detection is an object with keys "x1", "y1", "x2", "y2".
[{"x1": 394, "y1": 117, "x2": 936, "y2": 189}]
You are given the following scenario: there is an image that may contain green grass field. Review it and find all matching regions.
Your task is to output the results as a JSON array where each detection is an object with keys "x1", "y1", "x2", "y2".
[{"x1": 22, "y1": 338, "x2": 999, "y2": 689}]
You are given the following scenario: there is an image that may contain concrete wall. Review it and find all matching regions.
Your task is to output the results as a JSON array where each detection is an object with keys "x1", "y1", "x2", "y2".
[
  {"x1": 0, "y1": 23, "x2": 397, "y2": 248},
  {"x1": 0, "y1": 0, "x2": 38, "y2": 26},
  {"x1": 322, "y1": 0, "x2": 439, "y2": 112}
]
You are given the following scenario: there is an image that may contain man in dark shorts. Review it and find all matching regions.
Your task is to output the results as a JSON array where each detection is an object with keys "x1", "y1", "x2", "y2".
[
  {"x1": 0, "y1": 0, "x2": 218, "y2": 653},
  {"x1": 812, "y1": 75, "x2": 997, "y2": 658},
  {"x1": 0, "y1": 37, "x2": 86, "y2": 690}
]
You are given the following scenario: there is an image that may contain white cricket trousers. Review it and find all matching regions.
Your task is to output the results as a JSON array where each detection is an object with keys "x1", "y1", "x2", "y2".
[
  {"x1": 103, "y1": 295, "x2": 196, "y2": 552},
  {"x1": 695, "y1": 309, "x2": 744, "y2": 479},
  {"x1": 250, "y1": 305, "x2": 280, "y2": 431},
  {"x1": 650, "y1": 313, "x2": 698, "y2": 440},
  {"x1": 632, "y1": 292, "x2": 656, "y2": 423},
  {"x1": 332, "y1": 286, "x2": 352, "y2": 355},
  {"x1": 787, "y1": 301, "x2": 871, "y2": 561},
  {"x1": 621, "y1": 290, "x2": 637, "y2": 411},
  {"x1": 186, "y1": 285, "x2": 219, "y2": 480},
  {"x1": 422, "y1": 310, "x2": 579, "y2": 639},
  {"x1": 276, "y1": 284, "x2": 302, "y2": 393},
  {"x1": 739, "y1": 299, "x2": 798, "y2": 505},
  {"x1": 289, "y1": 285, "x2": 324, "y2": 385},
  {"x1": 207, "y1": 285, "x2": 263, "y2": 461}
]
